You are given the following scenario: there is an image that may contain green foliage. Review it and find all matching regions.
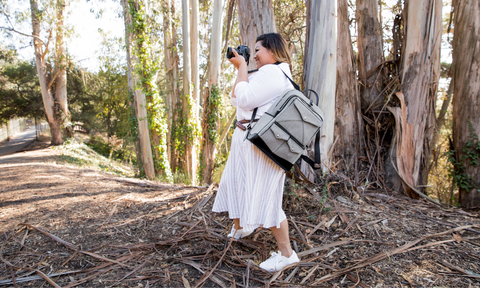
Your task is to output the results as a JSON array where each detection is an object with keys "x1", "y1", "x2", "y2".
[
  {"x1": 446, "y1": 120, "x2": 480, "y2": 193},
  {"x1": 0, "y1": 47, "x2": 44, "y2": 124},
  {"x1": 85, "y1": 135, "x2": 136, "y2": 165},
  {"x1": 205, "y1": 85, "x2": 222, "y2": 142}
]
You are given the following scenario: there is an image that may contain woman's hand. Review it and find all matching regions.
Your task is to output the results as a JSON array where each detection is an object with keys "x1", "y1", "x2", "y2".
[{"x1": 228, "y1": 49, "x2": 247, "y2": 70}]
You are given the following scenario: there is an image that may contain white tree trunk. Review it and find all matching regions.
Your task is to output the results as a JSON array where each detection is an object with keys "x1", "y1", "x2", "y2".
[
  {"x1": 304, "y1": 0, "x2": 337, "y2": 170},
  {"x1": 190, "y1": 0, "x2": 200, "y2": 117},
  {"x1": 452, "y1": 0, "x2": 480, "y2": 208},
  {"x1": 55, "y1": 0, "x2": 71, "y2": 137},
  {"x1": 236, "y1": 0, "x2": 276, "y2": 71},
  {"x1": 181, "y1": 0, "x2": 196, "y2": 183},
  {"x1": 189, "y1": 0, "x2": 199, "y2": 184},
  {"x1": 209, "y1": 0, "x2": 224, "y2": 86},
  {"x1": 396, "y1": 0, "x2": 442, "y2": 197},
  {"x1": 30, "y1": 0, "x2": 62, "y2": 145}
]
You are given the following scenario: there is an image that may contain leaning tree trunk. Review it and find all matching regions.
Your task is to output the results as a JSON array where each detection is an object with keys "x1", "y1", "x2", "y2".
[
  {"x1": 30, "y1": 0, "x2": 62, "y2": 145},
  {"x1": 333, "y1": 0, "x2": 363, "y2": 175},
  {"x1": 236, "y1": 0, "x2": 276, "y2": 71},
  {"x1": 452, "y1": 0, "x2": 480, "y2": 208},
  {"x1": 122, "y1": 0, "x2": 155, "y2": 180},
  {"x1": 54, "y1": 0, "x2": 72, "y2": 138},
  {"x1": 392, "y1": 0, "x2": 442, "y2": 198},
  {"x1": 200, "y1": 0, "x2": 223, "y2": 184},
  {"x1": 356, "y1": 0, "x2": 384, "y2": 111},
  {"x1": 304, "y1": 0, "x2": 337, "y2": 170}
]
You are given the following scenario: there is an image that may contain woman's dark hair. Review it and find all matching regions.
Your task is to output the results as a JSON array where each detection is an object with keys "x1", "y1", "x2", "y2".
[{"x1": 256, "y1": 33, "x2": 291, "y2": 65}]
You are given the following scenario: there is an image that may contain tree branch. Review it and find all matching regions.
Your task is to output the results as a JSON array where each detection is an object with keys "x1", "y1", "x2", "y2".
[
  {"x1": 0, "y1": 26, "x2": 45, "y2": 45},
  {"x1": 48, "y1": 68, "x2": 65, "y2": 90},
  {"x1": 42, "y1": 29, "x2": 53, "y2": 61}
]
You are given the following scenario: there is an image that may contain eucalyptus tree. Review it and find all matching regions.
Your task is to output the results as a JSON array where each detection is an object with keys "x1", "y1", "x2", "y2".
[
  {"x1": 200, "y1": 0, "x2": 224, "y2": 184},
  {"x1": 333, "y1": 0, "x2": 363, "y2": 175},
  {"x1": 452, "y1": 0, "x2": 480, "y2": 208},
  {"x1": 161, "y1": 0, "x2": 180, "y2": 171},
  {"x1": 181, "y1": 0, "x2": 197, "y2": 184},
  {"x1": 236, "y1": 0, "x2": 276, "y2": 71},
  {"x1": 189, "y1": 0, "x2": 200, "y2": 183},
  {"x1": 121, "y1": 0, "x2": 156, "y2": 180},
  {"x1": 390, "y1": 0, "x2": 442, "y2": 198},
  {"x1": 29, "y1": 0, "x2": 73, "y2": 145},
  {"x1": 303, "y1": 0, "x2": 337, "y2": 170},
  {"x1": 356, "y1": 0, "x2": 384, "y2": 110}
]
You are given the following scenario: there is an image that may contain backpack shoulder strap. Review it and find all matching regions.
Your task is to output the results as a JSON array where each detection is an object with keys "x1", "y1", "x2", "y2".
[{"x1": 274, "y1": 62, "x2": 300, "y2": 91}]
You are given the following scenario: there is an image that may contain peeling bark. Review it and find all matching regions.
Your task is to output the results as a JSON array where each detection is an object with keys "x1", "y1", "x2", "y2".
[
  {"x1": 397, "y1": 0, "x2": 442, "y2": 198},
  {"x1": 334, "y1": 0, "x2": 363, "y2": 173},
  {"x1": 236, "y1": 0, "x2": 276, "y2": 71}
]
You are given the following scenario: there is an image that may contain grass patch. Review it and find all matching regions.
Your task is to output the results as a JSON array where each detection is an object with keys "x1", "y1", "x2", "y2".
[{"x1": 53, "y1": 138, "x2": 135, "y2": 177}]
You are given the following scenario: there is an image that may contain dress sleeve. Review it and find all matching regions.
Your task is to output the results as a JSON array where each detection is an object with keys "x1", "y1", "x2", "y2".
[
  {"x1": 229, "y1": 90, "x2": 237, "y2": 106},
  {"x1": 234, "y1": 65, "x2": 284, "y2": 111}
]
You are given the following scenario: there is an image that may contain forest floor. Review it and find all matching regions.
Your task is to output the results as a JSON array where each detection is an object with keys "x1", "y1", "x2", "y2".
[{"x1": 1, "y1": 138, "x2": 480, "y2": 287}]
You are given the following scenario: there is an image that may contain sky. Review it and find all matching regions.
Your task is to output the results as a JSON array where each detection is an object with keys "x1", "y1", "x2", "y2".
[{"x1": 1, "y1": 0, "x2": 125, "y2": 72}]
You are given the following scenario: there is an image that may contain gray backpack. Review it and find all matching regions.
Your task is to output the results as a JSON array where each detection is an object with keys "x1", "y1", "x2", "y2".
[{"x1": 245, "y1": 65, "x2": 324, "y2": 172}]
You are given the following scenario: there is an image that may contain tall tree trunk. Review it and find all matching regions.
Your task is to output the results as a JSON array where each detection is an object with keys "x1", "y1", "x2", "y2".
[
  {"x1": 201, "y1": 0, "x2": 224, "y2": 184},
  {"x1": 236, "y1": 0, "x2": 276, "y2": 71},
  {"x1": 334, "y1": 0, "x2": 363, "y2": 174},
  {"x1": 452, "y1": 0, "x2": 480, "y2": 208},
  {"x1": 30, "y1": 0, "x2": 62, "y2": 145},
  {"x1": 394, "y1": 0, "x2": 442, "y2": 198},
  {"x1": 190, "y1": 0, "x2": 200, "y2": 118},
  {"x1": 303, "y1": 0, "x2": 337, "y2": 170},
  {"x1": 189, "y1": 0, "x2": 200, "y2": 183},
  {"x1": 122, "y1": 0, "x2": 142, "y2": 174},
  {"x1": 169, "y1": 1, "x2": 180, "y2": 172},
  {"x1": 356, "y1": 0, "x2": 384, "y2": 110},
  {"x1": 122, "y1": 0, "x2": 155, "y2": 180},
  {"x1": 181, "y1": 0, "x2": 196, "y2": 183},
  {"x1": 54, "y1": 0, "x2": 72, "y2": 138},
  {"x1": 163, "y1": 0, "x2": 173, "y2": 169}
]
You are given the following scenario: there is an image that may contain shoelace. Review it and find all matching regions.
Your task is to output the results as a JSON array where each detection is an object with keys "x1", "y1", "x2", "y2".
[{"x1": 268, "y1": 251, "x2": 282, "y2": 266}]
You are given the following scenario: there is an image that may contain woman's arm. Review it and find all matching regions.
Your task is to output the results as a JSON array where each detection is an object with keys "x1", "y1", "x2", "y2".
[
  {"x1": 234, "y1": 65, "x2": 285, "y2": 110},
  {"x1": 228, "y1": 49, "x2": 248, "y2": 98}
]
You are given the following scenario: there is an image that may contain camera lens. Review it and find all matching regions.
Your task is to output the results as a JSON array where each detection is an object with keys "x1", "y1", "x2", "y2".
[{"x1": 226, "y1": 47, "x2": 234, "y2": 59}]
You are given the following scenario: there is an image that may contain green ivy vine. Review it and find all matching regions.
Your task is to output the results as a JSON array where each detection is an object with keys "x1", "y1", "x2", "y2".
[
  {"x1": 446, "y1": 119, "x2": 480, "y2": 193},
  {"x1": 205, "y1": 85, "x2": 222, "y2": 142},
  {"x1": 128, "y1": 0, "x2": 173, "y2": 182},
  {"x1": 198, "y1": 85, "x2": 222, "y2": 182}
]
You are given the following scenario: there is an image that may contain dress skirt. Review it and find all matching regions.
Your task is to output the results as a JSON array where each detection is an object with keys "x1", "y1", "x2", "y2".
[{"x1": 212, "y1": 126, "x2": 287, "y2": 232}]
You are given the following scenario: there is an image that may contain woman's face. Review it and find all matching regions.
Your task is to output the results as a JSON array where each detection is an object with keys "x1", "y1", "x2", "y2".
[{"x1": 254, "y1": 41, "x2": 276, "y2": 69}]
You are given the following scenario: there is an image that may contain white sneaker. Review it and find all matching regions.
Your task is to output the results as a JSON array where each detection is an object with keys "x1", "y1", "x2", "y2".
[
  {"x1": 259, "y1": 250, "x2": 300, "y2": 272},
  {"x1": 227, "y1": 226, "x2": 253, "y2": 239}
]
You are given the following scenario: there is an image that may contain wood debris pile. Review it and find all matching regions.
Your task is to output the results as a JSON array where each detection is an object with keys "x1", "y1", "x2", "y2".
[{"x1": 1, "y1": 174, "x2": 480, "y2": 287}]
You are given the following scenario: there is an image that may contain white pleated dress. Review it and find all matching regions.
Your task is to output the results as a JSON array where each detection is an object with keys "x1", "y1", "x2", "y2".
[{"x1": 212, "y1": 63, "x2": 294, "y2": 232}]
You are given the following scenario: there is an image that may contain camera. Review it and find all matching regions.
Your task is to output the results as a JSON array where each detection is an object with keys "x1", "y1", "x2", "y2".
[{"x1": 226, "y1": 45, "x2": 251, "y2": 65}]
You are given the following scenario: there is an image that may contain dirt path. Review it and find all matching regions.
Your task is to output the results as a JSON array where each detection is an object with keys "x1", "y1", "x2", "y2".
[{"x1": 1, "y1": 140, "x2": 479, "y2": 287}]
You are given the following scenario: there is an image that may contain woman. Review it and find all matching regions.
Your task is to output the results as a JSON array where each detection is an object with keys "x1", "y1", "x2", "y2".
[{"x1": 212, "y1": 33, "x2": 300, "y2": 272}]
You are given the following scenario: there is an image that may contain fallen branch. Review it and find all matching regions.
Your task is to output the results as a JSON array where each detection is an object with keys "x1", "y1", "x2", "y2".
[
  {"x1": 438, "y1": 260, "x2": 480, "y2": 279},
  {"x1": 313, "y1": 225, "x2": 480, "y2": 284}
]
